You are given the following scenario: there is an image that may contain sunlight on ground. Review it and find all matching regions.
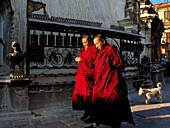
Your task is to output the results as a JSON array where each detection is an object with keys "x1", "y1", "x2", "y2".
[
  {"x1": 131, "y1": 102, "x2": 170, "y2": 112},
  {"x1": 146, "y1": 114, "x2": 170, "y2": 119}
]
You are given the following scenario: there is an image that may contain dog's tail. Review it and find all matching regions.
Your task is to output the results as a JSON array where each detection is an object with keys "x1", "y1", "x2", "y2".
[{"x1": 157, "y1": 82, "x2": 162, "y2": 89}]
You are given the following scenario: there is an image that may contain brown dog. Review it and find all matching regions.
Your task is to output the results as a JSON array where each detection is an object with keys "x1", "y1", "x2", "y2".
[{"x1": 138, "y1": 82, "x2": 162, "y2": 104}]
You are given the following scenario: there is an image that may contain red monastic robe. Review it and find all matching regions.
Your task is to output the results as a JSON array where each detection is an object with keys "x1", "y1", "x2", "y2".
[
  {"x1": 72, "y1": 45, "x2": 96, "y2": 110},
  {"x1": 92, "y1": 44, "x2": 134, "y2": 126}
]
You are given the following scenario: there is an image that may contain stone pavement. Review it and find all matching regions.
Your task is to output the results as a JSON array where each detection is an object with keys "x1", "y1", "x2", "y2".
[{"x1": 0, "y1": 76, "x2": 170, "y2": 128}]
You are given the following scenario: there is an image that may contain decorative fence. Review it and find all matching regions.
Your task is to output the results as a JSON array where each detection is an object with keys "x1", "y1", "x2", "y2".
[{"x1": 30, "y1": 47, "x2": 81, "y2": 69}]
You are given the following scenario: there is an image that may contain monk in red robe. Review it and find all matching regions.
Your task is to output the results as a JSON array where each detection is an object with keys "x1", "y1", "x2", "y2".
[
  {"x1": 72, "y1": 35, "x2": 96, "y2": 121},
  {"x1": 85, "y1": 34, "x2": 134, "y2": 128}
]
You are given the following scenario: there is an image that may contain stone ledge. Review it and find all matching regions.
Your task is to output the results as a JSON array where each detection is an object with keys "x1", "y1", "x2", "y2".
[{"x1": 0, "y1": 111, "x2": 31, "y2": 119}]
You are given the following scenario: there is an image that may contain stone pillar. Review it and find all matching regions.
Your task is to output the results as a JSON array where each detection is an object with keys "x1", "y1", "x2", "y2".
[
  {"x1": 0, "y1": 79, "x2": 31, "y2": 113},
  {"x1": 0, "y1": 82, "x2": 11, "y2": 112},
  {"x1": 0, "y1": 16, "x2": 3, "y2": 38},
  {"x1": 0, "y1": 16, "x2": 4, "y2": 66},
  {"x1": 150, "y1": 71, "x2": 159, "y2": 85},
  {"x1": 9, "y1": 79, "x2": 31, "y2": 112},
  {"x1": 0, "y1": 39, "x2": 3, "y2": 66}
]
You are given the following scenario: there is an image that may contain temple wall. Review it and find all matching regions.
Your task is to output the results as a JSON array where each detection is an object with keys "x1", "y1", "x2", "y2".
[
  {"x1": 10, "y1": 0, "x2": 27, "y2": 52},
  {"x1": 35, "y1": 0, "x2": 126, "y2": 27},
  {"x1": 8, "y1": 0, "x2": 126, "y2": 52}
]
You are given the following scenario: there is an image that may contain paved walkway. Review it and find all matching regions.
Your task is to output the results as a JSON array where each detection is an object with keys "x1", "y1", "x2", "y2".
[{"x1": 0, "y1": 76, "x2": 170, "y2": 128}]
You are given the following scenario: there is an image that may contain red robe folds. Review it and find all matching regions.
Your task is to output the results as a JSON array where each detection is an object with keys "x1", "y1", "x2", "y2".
[
  {"x1": 92, "y1": 44, "x2": 134, "y2": 126},
  {"x1": 72, "y1": 45, "x2": 96, "y2": 110}
]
